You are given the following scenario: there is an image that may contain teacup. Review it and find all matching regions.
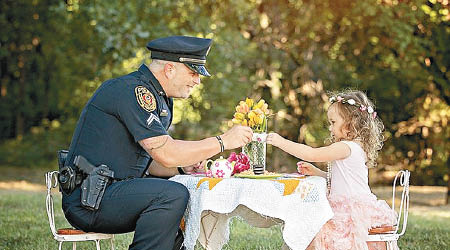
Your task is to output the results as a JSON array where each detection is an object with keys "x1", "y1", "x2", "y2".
[{"x1": 206, "y1": 156, "x2": 233, "y2": 178}]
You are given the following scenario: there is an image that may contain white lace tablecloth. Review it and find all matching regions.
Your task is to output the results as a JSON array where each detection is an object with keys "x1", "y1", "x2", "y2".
[{"x1": 169, "y1": 175, "x2": 333, "y2": 250}]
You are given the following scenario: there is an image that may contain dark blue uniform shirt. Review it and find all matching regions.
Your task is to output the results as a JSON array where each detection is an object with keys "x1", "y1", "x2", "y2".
[{"x1": 65, "y1": 64, "x2": 173, "y2": 179}]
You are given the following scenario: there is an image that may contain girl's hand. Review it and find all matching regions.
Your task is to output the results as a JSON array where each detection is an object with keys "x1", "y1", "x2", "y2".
[
  {"x1": 266, "y1": 132, "x2": 283, "y2": 147},
  {"x1": 297, "y1": 161, "x2": 321, "y2": 176}
]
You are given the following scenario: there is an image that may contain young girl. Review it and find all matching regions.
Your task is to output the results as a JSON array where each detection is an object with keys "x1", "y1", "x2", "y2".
[{"x1": 267, "y1": 90, "x2": 397, "y2": 250}]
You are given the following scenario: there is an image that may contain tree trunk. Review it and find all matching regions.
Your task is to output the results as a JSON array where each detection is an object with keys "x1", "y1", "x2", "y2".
[
  {"x1": 15, "y1": 112, "x2": 24, "y2": 139},
  {"x1": 447, "y1": 167, "x2": 449, "y2": 205},
  {"x1": 16, "y1": 65, "x2": 25, "y2": 139}
]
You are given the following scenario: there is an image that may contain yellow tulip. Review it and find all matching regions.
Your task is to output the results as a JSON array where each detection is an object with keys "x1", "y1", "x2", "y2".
[
  {"x1": 232, "y1": 118, "x2": 242, "y2": 124},
  {"x1": 251, "y1": 117, "x2": 258, "y2": 126},
  {"x1": 260, "y1": 114, "x2": 265, "y2": 123},
  {"x1": 254, "y1": 99, "x2": 265, "y2": 109},
  {"x1": 248, "y1": 110, "x2": 256, "y2": 120},
  {"x1": 242, "y1": 119, "x2": 248, "y2": 126},
  {"x1": 259, "y1": 115, "x2": 265, "y2": 125},
  {"x1": 236, "y1": 102, "x2": 249, "y2": 113},
  {"x1": 234, "y1": 112, "x2": 245, "y2": 120},
  {"x1": 261, "y1": 103, "x2": 269, "y2": 115},
  {"x1": 248, "y1": 119, "x2": 255, "y2": 127},
  {"x1": 243, "y1": 103, "x2": 250, "y2": 113},
  {"x1": 245, "y1": 98, "x2": 254, "y2": 108}
]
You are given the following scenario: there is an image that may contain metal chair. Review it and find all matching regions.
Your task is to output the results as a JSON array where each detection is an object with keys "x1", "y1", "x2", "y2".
[
  {"x1": 367, "y1": 170, "x2": 410, "y2": 249},
  {"x1": 46, "y1": 170, "x2": 114, "y2": 250}
]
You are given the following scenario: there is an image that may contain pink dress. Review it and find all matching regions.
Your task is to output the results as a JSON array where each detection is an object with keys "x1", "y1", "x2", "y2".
[{"x1": 311, "y1": 141, "x2": 398, "y2": 250}]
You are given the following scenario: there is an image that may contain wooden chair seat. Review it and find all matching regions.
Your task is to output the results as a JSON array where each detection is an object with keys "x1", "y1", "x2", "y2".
[
  {"x1": 369, "y1": 225, "x2": 396, "y2": 234},
  {"x1": 57, "y1": 228, "x2": 87, "y2": 235}
]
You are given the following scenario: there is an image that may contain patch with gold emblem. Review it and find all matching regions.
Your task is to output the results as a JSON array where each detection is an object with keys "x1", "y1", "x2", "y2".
[{"x1": 135, "y1": 86, "x2": 157, "y2": 112}]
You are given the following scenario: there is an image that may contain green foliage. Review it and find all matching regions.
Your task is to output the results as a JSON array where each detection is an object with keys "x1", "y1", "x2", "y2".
[
  {"x1": 0, "y1": 118, "x2": 76, "y2": 167},
  {"x1": 0, "y1": 0, "x2": 448, "y2": 187}
]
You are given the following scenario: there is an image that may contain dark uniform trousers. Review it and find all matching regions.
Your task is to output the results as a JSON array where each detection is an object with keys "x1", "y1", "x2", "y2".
[{"x1": 63, "y1": 177, "x2": 189, "y2": 250}]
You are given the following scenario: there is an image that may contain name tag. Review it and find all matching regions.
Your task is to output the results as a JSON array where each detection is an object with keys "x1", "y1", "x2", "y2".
[{"x1": 160, "y1": 109, "x2": 168, "y2": 117}]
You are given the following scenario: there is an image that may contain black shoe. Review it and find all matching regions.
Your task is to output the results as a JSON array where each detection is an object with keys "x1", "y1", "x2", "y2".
[{"x1": 173, "y1": 228, "x2": 185, "y2": 250}]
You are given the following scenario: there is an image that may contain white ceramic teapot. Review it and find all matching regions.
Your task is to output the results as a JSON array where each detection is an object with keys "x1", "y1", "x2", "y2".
[{"x1": 206, "y1": 156, "x2": 233, "y2": 178}]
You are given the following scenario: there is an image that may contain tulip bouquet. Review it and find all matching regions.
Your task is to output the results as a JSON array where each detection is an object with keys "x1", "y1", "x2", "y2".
[
  {"x1": 231, "y1": 98, "x2": 271, "y2": 174},
  {"x1": 232, "y1": 98, "x2": 270, "y2": 133}
]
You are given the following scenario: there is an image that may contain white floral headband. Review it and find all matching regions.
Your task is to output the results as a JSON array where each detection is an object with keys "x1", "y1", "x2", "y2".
[{"x1": 329, "y1": 96, "x2": 377, "y2": 118}]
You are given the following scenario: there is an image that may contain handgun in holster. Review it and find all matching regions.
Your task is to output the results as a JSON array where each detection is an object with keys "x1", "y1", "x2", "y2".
[
  {"x1": 73, "y1": 155, "x2": 115, "y2": 211},
  {"x1": 57, "y1": 150, "x2": 83, "y2": 195}
]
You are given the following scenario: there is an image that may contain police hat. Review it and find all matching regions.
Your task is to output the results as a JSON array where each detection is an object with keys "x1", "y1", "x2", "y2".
[{"x1": 146, "y1": 36, "x2": 212, "y2": 77}]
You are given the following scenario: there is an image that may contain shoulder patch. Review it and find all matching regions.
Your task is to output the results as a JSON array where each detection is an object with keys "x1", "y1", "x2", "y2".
[{"x1": 135, "y1": 86, "x2": 157, "y2": 112}]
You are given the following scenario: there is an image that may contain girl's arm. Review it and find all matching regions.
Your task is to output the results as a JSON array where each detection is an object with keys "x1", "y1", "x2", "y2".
[
  {"x1": 297, "y1": 161, "x2": 327, "y2": 178},
  {"x1": 266, "y1": 132, "x2": 351, "y2": 162}
]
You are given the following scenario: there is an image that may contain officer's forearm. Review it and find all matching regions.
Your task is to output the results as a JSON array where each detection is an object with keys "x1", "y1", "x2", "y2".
[{"x1": 141, "y1": 136, "x2": 221, "y2": 168}]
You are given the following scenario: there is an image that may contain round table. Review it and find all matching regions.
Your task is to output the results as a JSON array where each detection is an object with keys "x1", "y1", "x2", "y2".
[{"x1": 169, "y1": 175, "x2": 333, "y2": 250}]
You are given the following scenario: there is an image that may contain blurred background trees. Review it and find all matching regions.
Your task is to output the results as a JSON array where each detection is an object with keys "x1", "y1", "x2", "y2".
[{"x1": 0, "y1": 0, "x2": 448, "y2": 197}]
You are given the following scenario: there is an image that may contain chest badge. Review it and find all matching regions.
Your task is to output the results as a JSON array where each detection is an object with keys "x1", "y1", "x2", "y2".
[
  {"x1": 135, "y1": 86, "x2": 156, "y2": 112},
  {"x1": 160, "y1": 109, "x2": 168, "y2": 117}
]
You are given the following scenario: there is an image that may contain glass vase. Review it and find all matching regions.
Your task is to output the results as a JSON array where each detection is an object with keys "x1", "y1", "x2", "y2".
[{"x1": 242, "y1": 132, "x2": 267, "y2": 175}]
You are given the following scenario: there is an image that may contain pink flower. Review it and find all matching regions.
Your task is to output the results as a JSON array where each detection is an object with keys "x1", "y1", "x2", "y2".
[
  {"x1": 359, "y1": 105, "x2": 367, "y2": 111},
  {"x1": 227, "y1": 152, "x2": 237, "y2": 163},
  {"x1": 336, "y1": 96, "x2": 344, "y2": 102},
  {"x1": 230, "y1": 152, "x2": 250, "y2": 174},
  {"x1": 215, "y1": 169, "x2": 225, "y2": 178}
]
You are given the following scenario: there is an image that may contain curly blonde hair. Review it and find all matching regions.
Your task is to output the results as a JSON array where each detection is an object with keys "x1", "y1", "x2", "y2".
[{"x1": 327, "y1": 90, "x2": 384, "y2": 168}]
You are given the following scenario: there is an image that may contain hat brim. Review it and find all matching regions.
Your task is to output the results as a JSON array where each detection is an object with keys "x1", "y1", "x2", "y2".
[{"x1": 184, "y1": 63, "x2": 211, "y2": 77}]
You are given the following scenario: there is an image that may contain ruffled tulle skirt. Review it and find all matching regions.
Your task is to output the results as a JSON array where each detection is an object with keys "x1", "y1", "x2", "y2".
[{"x1": 311, "y1": 193, "x2": 398, "y2": 250}]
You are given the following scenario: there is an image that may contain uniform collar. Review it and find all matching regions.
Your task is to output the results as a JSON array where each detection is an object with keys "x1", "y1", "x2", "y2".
[{"x1": 138, "y1": 64, "x2": 167, "y2": 98}]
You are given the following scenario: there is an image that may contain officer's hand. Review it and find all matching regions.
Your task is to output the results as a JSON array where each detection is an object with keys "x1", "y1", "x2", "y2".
[
  {"x1": 220, "y1": 125, "x2": 253, "y2": 150},
  {"x1": 181, "y1": 165, "x2": 195, "y2": 174},
  {"x1": 194, "y1": 160, "x2": 207, "y2": 172},
  {"x1": 182, "y1": 160, "x2": 206, "y2": 174}
]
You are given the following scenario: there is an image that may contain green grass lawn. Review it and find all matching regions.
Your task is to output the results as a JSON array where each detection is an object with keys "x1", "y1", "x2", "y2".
[{"x1": 0, "y1": 188, "x2": 449, "y2": 250}]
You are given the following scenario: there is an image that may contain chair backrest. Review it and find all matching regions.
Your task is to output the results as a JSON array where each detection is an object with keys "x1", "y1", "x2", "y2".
[
  {"x1": 46, "y1": 170, "x2": 60, "y2": 238},
  {"x1": 46, "y1": 150, "x2": 69, "y2": 238},
  {"x1": 391, "y1": 170, "x2": 410, "y2": 236}
]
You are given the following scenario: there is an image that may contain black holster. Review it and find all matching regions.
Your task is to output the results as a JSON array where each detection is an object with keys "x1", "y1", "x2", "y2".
[{"x1": 74, "y1": 155, "x2": 115, "y2": 211}]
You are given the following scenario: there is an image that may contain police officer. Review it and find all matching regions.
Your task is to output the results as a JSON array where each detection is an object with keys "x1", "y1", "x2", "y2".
[{"x1": 61, "y1": 36, "x2": 253, "y2": 250}]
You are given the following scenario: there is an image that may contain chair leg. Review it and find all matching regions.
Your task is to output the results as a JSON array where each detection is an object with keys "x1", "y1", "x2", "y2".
[
  {"x1": 386, "y1": 241, "x2": 392, "y2": 250},
  {"x1": 111, "y1": 237, "x2": 115, "y2": 250},
  {"x1": 73, "y1": 241, "x2": 77, "y2": 250},
  {"x1": 59, "y1": 242, "x2": 63, "y2": 250},
  {"x1": 95, "y1": 240, "x2": 101, "y2": 250}
]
